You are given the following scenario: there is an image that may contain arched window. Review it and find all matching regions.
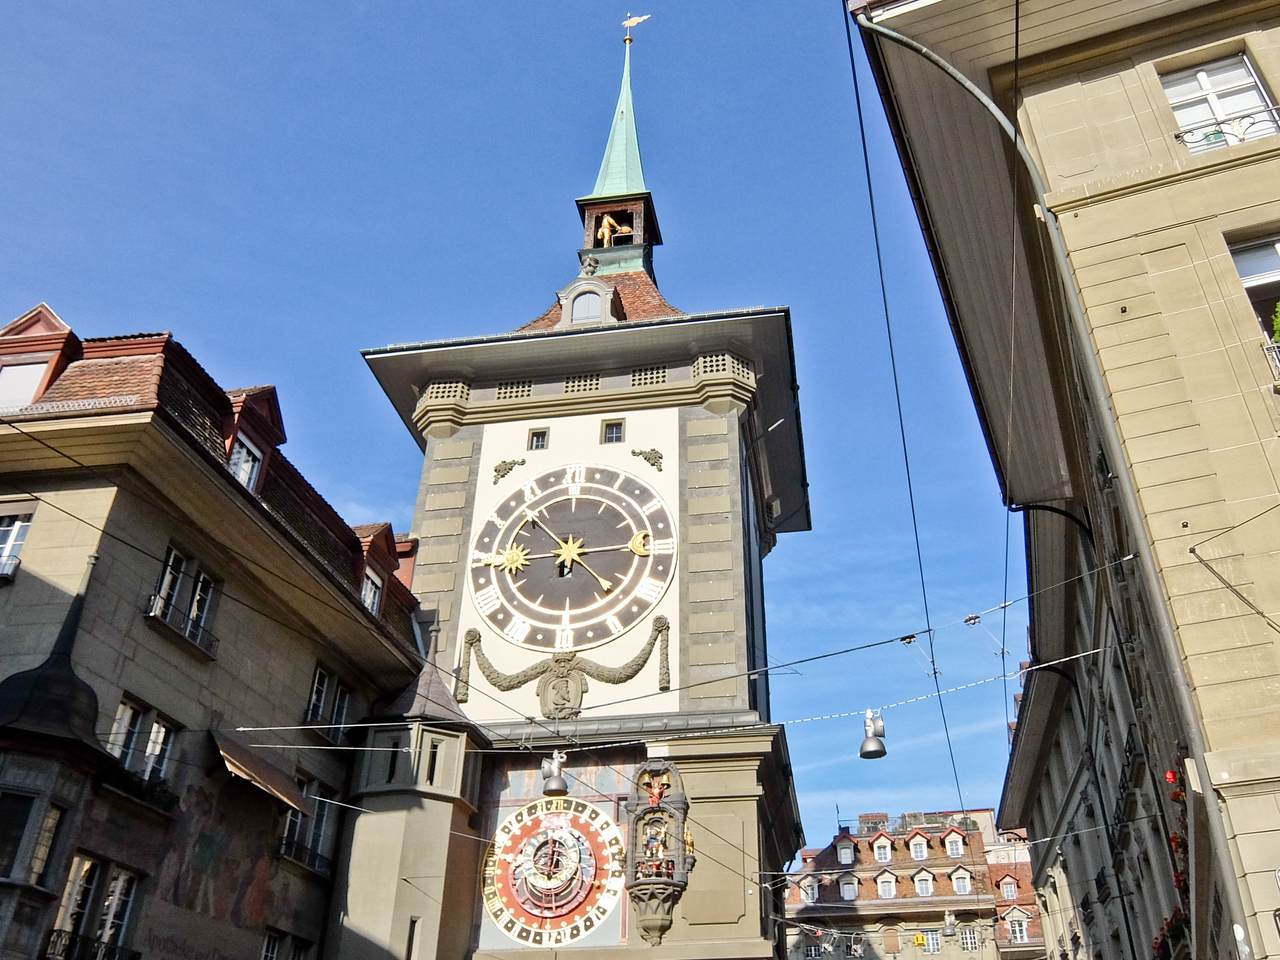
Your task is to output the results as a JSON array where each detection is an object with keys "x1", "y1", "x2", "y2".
[{"x1": 571, "y1": 292, "x2": 601, "y2": 323}]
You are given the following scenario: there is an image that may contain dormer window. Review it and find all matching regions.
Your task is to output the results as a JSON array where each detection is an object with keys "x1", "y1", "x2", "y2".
[
  {"x1": 1001, "y1": 878, "x2": 1018, "y2": 900},
  {"x1": 229, "y1": 435, "x2": 263, "y2": 490},
  {"x1": 873, "y1": 840, "x2": 891, "y2": 863},
  {"x1": 361, "y1": 569, "x2": 384, "y2": 615},
  {"x1": 914, "y1": 873, "x2": 934, "y2": 896},
  {"x1": 800, "y1": 880, "x2": 818, "y2": 904},
  {"x1": 910, "y1": 838, "x2": 928, "y2": 860},
  {"x1": 0, "y1": 362, "x2": 46, "y2": 408},
  {"x1": 952, "y1": 870, "x2": 972, "y2": 895},
  {"x1": 571, "y1": 292, "x2": 602, "y2": 324},
  {"x1": 837, "y1": 844, "x2": 854, "y2": 865},
  {"x1": 946, "y1": 835, "x2": 964, "y2": 857},
  {"x1": 840, "y1": 877, "x2": 858, "y2": 900},
  {"x1": 877, "y1": 875, "x2": 896, "y2": 898}
]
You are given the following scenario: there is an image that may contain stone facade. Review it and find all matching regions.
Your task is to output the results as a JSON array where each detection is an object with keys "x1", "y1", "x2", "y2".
[
  {"x1": 785, "y1": 811, "x2": 1042, "y2": 960},
  {"x1": 0, "y1": 307, "x2": 424, "y2": 960},
  {"x1": 857, "y1": 0, "x2": 1280, "y2": 957}
]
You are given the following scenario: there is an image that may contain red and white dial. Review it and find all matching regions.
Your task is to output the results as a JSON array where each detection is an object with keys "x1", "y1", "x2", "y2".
[{"x1": 482, "y1": 797, "x2": 626, "y2": 946}]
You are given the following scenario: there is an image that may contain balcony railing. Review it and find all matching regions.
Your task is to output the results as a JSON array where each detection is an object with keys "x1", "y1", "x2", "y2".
[
  {"x1": 1174, "y1": 105, "x2": 1279, "y2": 153},
  {"x1": 100, "y1": 763, "x2": 180, "y2": 815},
  {"x1": 279, "y1": 835, "x2": 333, "y2": 877},
  {"x1": 44, "y1": 930, "x2": 140, "y2": 960},
  {"x1": 1264, "y1": 342, "x2": 1280, "y2": 381},
  {"x1": 0, "y1": 554, "x2": 20, "y2": 582},
  {"x1": 143, "y1": 593, "x2": 218, "y2": 658}
]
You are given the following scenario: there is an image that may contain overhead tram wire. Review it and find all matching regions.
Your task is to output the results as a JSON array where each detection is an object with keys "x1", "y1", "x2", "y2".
[
  {"x1": 8, "y1": 400, "x2": 1140, "y2": 740},
  {"x1": 840, "y1": 0, "x2": 992, "y2": 925}
]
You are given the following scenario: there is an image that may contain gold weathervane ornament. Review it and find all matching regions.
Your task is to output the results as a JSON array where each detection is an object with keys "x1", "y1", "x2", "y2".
[{"x1": 622, "y1": 13, "x2": 650, "y2": 44}]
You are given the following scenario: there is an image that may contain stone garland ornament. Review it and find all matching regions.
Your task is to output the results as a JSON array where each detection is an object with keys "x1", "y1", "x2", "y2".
[
  {"x1": 492, "y1": 458, "x2": 526, "y2": 485},
  {"x1": 625, "y1": 760, "x2": 696, "y2": 945},
  {"x1": 631, "y1": 448, "x2": 663, "y2": 471},
  {"x1": 455, "y1": 616, "x2": 670, "y2": 719}
]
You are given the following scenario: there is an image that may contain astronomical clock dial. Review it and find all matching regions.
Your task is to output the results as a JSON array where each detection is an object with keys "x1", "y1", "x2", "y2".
[
  {"x1": 469, "y1": 464, "x2": 676, "y2": 651},
  {"x1": 482, "y1": 797, "x2": 626, "y2": 945}
]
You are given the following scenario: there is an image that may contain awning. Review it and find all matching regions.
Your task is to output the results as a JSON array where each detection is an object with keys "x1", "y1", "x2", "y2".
[{"x1": 211, "y1": 731, "x2": 306, "y2": 812}]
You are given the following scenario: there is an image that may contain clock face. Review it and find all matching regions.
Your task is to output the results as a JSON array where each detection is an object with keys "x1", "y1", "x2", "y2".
[
  {"x1": 482, "y1": 797, "x2": 626, "y2": 946},
  {"x1": 468, "y1": 463, "x2": 676, "y2": 651}
]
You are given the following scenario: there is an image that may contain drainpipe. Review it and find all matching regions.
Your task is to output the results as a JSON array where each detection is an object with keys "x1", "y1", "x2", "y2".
[{"x1": 850, "y1": 8, "x2": 1255, "y2": 958}]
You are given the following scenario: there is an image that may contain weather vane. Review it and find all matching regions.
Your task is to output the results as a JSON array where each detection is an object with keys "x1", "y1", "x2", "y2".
[{"x1": 622, "y1": 13, "x2": 651, "y2": 43}]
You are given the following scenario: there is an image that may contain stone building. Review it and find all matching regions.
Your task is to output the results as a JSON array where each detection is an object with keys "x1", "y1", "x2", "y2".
[
  {"x1": 854, "y1": 0, "x2": 1280, "y2": 957},
  {"x1": 347, "y1": 33, "x2": 807, "y2": 960},
  {"x1": 0, "y1": 305, "x2": 425, "y2": 960},
  {"x1": 784, "y1": 811, "x2": 1042, "y2": 960}
]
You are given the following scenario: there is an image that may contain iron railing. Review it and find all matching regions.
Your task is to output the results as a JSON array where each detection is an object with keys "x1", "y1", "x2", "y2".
[
  {"x1": 1174, "y1": 105, "x2": 1279, "y2": 152},
  {"x1": 144, "y1": 593, "x2": 218, "y2": 657},
  {"x1": 279, "y1": 835, "x2": 333, "y2": 877},
  {"x1": 1264, "y1": 342, "x2": 1280, "y2": 381},
  {"x1": 44, "y1": 930, "x2": 140, "y2": 960}
]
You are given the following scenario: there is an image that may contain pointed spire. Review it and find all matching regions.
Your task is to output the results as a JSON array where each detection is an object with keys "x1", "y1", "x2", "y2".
[{"x1": 587, "y1": 37, "x2": 648, "y2": 199}]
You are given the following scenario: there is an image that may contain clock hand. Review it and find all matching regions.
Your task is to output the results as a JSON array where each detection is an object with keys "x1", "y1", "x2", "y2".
[
  {"x1": 521, "y1": 513, "x2": 615, "y2": 592},
  {"x1": 513, "y1": 535, "x2": 651, "y2": 562}
]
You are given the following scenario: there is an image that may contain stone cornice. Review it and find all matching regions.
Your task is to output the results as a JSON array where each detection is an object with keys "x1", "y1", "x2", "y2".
[{"x1": 413, "y1": 375, "x2": 756, "y2": 438}]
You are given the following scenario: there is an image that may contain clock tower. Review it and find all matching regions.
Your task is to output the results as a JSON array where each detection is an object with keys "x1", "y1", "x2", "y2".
[{"x1": 337, "y1": 33, "x2": 809, "y2": 960}]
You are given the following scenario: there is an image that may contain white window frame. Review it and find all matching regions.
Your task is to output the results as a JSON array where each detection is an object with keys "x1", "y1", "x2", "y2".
[
  {"x1": 910, "y1": 838, "x2": 927, "y2": 860},
  {"x1": 140, "y1": 717, "x2": 175, "y2": 781},
  {"x1": 946, "y1": 836, "x2": 963, "y2": 858},
  {"x1": 1001, "y1": 879, "x2": 1018, "y2": 900},
  {"x1": 94, "y1": 868, "x2": 139, "y2": 946},
  {"x1": 800, "y1": 881, "x2": 818, "y2": 903},
  {"x1": 922, "y1": 930, "x2": 941, "y2": 954},
  {"x1": 837, "y1": 844, "x2": 854, "y2": 865},
  {"x1": 840, "y1": 879, "x2": 858, "y2": 901},
  {"x1": 155, "y1": 546, "x2": 188, "y2": 618},
  {"x1": 952, "y1": 871, "x2": 972, "y2": 895},
  {"x1": 229, "y1": 434, "x2": 264, "y2": 490},
  {"x1": 915, "y1": 874, "x2": 933, "y2": 897},
  {"x1": 877, "y1": 876, "x2": 896, "y2": 898},
  {"x1": 959, "y1": 926, "x2": 979, "y2": 951},
  {"x1": 0, "y1": 511, "x2": 32, "y2": 560},
  {"x1": 105, "y1": 700, "x2": 143, "y2": 765},
  {"x1": 306, "y1": 666, "x2": 331, "y2": 724},
  {"x1": 362, "y1": 568, "x2": 384, "y2": 615},
  {"x1": 1162, "y1": 54, "x2": 1278, "y2": 153},
  {"x1": 1008, "y1": 917, "x2": 1029, "y2": 944},
  {"x1": 528, "y1": 427, "x2": 550, "y2": 451},
  {"x1": 873, "y1": 840, "x2": 891, "y2": 863}
]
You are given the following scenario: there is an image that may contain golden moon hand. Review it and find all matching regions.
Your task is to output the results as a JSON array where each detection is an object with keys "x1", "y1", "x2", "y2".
[{"x1": 628, "y1": 531, "x2": 651, "y2": 557}]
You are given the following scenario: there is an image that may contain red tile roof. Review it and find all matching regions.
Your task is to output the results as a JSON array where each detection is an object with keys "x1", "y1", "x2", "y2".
[{"x1": 517, "y1": 270, "x2": 681, "y2": 331}]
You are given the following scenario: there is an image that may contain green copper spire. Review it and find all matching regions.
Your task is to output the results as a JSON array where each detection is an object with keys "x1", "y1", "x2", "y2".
[{"x1": 588, "y1": 37, "x2": 647, "y2": 199}]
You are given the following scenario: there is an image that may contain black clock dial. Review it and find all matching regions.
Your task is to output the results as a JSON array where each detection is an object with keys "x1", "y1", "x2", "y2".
[{"x1": 469, "y1": 464, "x2": 676, "y2": 651}]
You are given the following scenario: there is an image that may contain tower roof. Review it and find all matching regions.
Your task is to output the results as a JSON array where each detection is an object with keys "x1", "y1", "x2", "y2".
[{"x1": 583, "y1": 38, "x2": 647, "y2": 200}]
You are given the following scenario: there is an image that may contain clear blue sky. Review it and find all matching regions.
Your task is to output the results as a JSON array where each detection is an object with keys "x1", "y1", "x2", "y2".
[{"x1": 2, "y1": 2, "x2": 1028, "y2": 842}]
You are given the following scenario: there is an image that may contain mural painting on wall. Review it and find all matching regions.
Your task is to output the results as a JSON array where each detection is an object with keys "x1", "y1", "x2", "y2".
[{"x1": 625, "y1": 761, "x2": 695, "y2": 946}]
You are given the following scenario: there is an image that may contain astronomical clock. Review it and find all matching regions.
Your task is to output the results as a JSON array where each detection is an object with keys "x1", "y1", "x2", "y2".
[{"x1": 481, "y1": 796, "x2": 627, "y2": 946}]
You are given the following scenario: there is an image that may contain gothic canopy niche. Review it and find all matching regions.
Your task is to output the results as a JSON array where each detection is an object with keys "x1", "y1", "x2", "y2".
[{"x1": 625, "y1": 760, "x2": 696, "y2": 945}]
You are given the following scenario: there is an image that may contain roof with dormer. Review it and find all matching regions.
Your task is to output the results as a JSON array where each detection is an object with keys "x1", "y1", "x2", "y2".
[{"x1": 518, "y1": 270, "x2": 681, "y2": 332}]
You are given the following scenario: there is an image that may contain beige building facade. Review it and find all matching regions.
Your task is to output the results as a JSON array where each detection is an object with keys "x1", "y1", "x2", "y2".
[
  {"x1": 0, "y1": 306, "x2": 426, "y2": 960},
  {"x1": 854, "y1": 1, "x2": 1280, "y2": 958}
]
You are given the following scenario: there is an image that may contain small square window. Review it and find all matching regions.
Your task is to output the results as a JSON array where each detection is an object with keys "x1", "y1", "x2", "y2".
[
  {"x1": 601, "y1": 420, "x2": 624, "y2": 444},
  {"x1": 528, "y1": 428, "x2": 549, "y2": 451}
]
